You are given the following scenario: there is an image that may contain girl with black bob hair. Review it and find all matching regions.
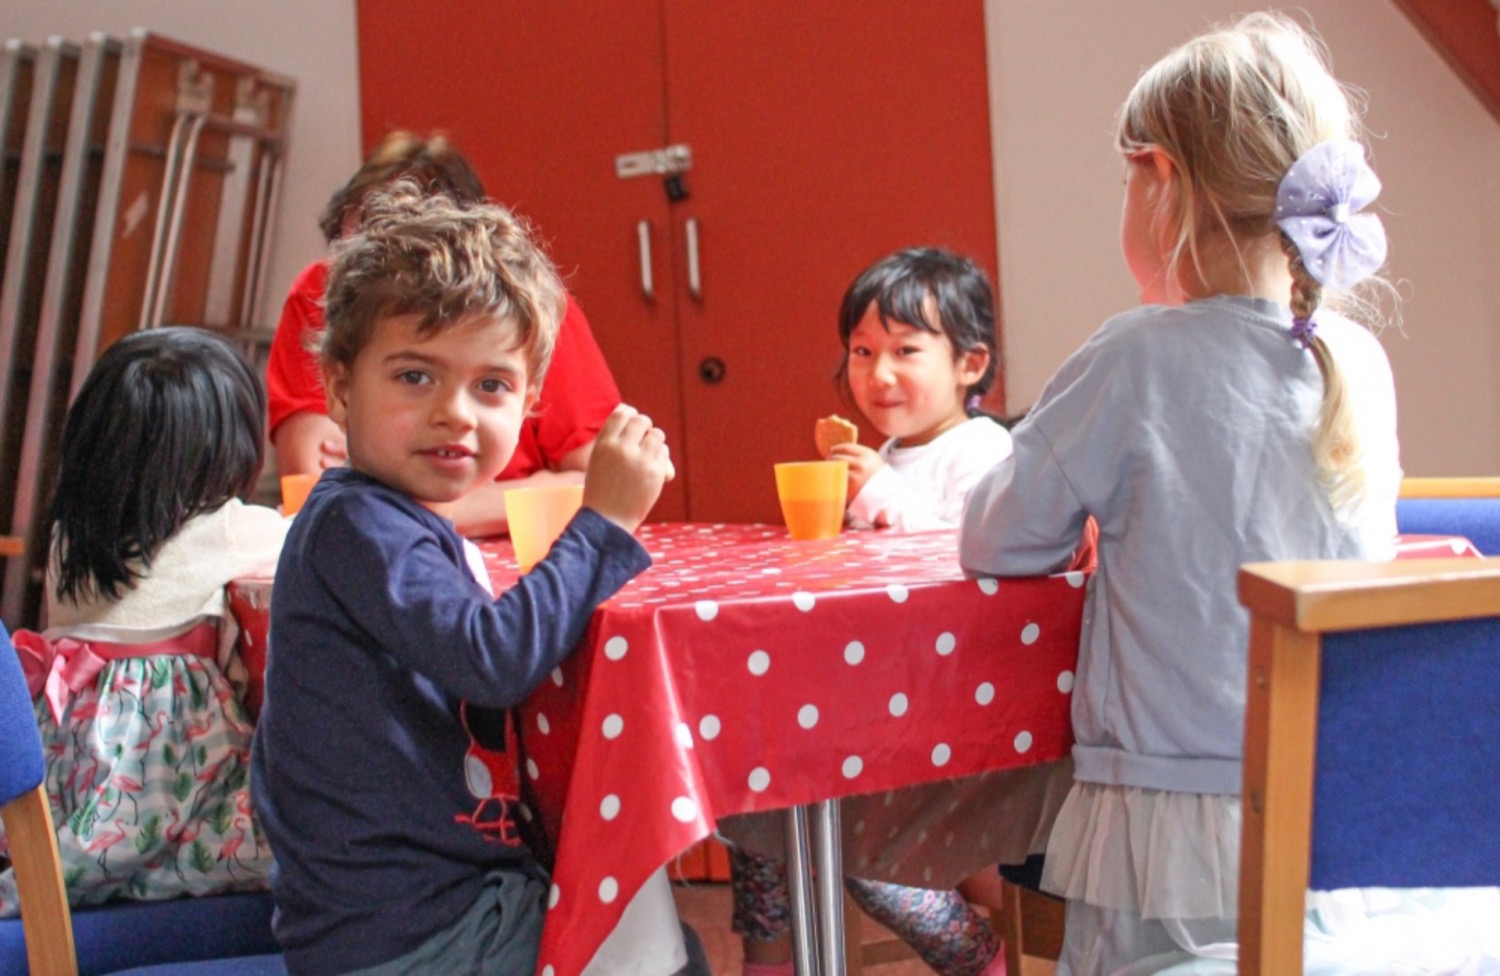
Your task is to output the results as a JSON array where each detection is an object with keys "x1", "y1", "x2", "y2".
[
  {"x1": 0, "y1": 326, "x2": 287, "y2": 915},
  {"x1": 51, "y1": 326, "x2": 268, "y2": 601}
]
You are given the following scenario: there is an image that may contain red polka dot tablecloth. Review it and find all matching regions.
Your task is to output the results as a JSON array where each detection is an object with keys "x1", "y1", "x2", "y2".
[
  {"x1": 477, "y1": 523, "x2": 1088, "y2": 976},
  {"x1": 230, "y1": 522, "x2": 1090, "y2": 976}
]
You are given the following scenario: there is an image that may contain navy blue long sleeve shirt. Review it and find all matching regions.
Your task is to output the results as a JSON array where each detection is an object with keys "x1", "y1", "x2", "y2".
[{"x1": 250, "y1": 468, "x2": 649, "y2": 975}]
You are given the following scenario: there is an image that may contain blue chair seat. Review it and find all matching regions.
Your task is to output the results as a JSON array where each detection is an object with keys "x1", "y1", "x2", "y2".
[{"x1": 0, "y1": 891, "x2": 280, "y2": 976}]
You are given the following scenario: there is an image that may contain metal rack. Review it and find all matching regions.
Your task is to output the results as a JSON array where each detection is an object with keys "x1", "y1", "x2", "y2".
[{"x1": 0, "y1": 30, "x2": 294, "y2": 628}]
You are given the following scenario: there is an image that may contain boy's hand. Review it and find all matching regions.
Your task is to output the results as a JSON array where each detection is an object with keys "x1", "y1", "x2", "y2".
[
  {"x1": 827, "y1": 442, "x2": 884, "y2": 503},
  {"x1": 582, "y1": 404, "x2": 674, "y2": 533}
]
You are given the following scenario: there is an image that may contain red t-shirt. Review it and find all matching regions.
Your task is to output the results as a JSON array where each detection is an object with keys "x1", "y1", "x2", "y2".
[{"x1": 265, "y1": 259, "x2": 621, "y2": 480}]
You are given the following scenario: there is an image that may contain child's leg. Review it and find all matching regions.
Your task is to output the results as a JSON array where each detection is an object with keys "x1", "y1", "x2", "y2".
[
  {"x1": 845, "y1": 877, "x2": 1002, "y2": 976},
  {"x1": 343, "y1": 867, "x2": 547, "y2": 976},
  {"x1": 728, "y1": 845, "x2": 794, "y2": 974}
]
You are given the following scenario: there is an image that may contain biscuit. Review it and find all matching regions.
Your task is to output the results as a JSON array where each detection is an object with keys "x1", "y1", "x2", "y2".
[{"x1": 814, "y1": 414, "x2": 859, "y2": 458}]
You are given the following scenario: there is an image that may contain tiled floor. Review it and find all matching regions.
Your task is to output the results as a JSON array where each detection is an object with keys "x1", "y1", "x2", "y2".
[{"x1": 672, "y1": 882, "x2": 1057, "y2": 976}]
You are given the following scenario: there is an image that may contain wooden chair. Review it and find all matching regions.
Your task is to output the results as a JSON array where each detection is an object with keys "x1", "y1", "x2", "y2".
[
  {"x1": 1236, "y1": 557, "x2": 1500, "y2": 975},
  {"x1": 0, "y1": 622, "x2": 285, "y2": 975}
]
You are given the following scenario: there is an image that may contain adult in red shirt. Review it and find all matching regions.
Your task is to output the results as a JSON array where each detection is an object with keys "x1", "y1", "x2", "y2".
[{"x1": 267, "y1": 133, "x2": 620, "y2": 537}]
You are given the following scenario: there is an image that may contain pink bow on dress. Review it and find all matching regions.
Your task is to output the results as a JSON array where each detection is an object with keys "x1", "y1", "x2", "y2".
[{"x1": 11, "y1": 622, "x2": 218, "y2": 722}]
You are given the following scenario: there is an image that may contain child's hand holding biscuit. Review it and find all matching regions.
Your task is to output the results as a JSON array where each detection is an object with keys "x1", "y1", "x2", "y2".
[{"x1": 815, "y1": 414, "x2": 881, "y2": 504}]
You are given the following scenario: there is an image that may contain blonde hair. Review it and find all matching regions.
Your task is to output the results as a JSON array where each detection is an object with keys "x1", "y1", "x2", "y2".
[
  {"x1": 321, "y1": 180, "x2": 565, "y2": 387},
  {"x1": 1117, "y1": 11, "x2": 1387, "y2": 513}
]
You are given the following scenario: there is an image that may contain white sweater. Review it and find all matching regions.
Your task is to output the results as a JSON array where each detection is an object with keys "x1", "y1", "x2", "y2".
[{"x1": 848, "y1": 416, "x2": 1014, "y2": 531}]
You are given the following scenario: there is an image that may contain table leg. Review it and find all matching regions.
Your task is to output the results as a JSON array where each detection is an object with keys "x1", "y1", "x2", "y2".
[
  {"x1": 811, "y1": 799, "x2": 846, "y2": 975},
  {"x1": 785, "y1": 805, "x2": 821, "y2": 976}
]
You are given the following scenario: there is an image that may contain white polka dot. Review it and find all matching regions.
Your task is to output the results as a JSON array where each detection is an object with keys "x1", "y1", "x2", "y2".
[
  {"x1": 797, "y1": 704, "x2": 819, "y2": 729},
  {"x1": 883, "y1": 791, "x2": 896, "y2": 807},
  {"x1": 1065, "y1": 571, "x2": 1086, "y2": 588},
  {"x1": 747, "y1": 650, "x2": 771, "y2": 676},
  {"x1": 842, "y1": 756, "x2": 864, "y2": 779},
  {"x1": 1451, "y1": 539, "x2": 1468, "y2": 555},
  {"x1": 604, "y1": 636, "x2": 628, "y2": 660},
  {"x1": 543, "y1": 967, "x2": 555, "y2": 976},
  {"x1": 923, "y1": 866, "x2": 934, "y2": 883},
  {"x1": 945, "y1": 831, "x2": 955, "y2": 848},
  {"x1": 1014, "y1": 730, "x2": 1034, "y2": 753},
  {"x1": 1020, "y1": 622, "x2": 1041, "y2": 645},
  {"x1": 548, "y1": 884, "x2": 560, "y2": 908},
  {"x1": 536, "y1": 713, "x2": 551, "y2": 735},
  {"x1": 699, "y1": 715, "x2": 722, "y2": 740},
  {"x1": 1057, "y1": 670, "x2": 1075, "y2": 693},
  {"x1": 526, "y1": 758, "x2": 540, "y2": 780},
  {"x1": 551, "y1": 667, "x2": 564, "y2": 687},
  {"x1": 748, "y1": 767, "x2": 772, "y2": 792},
  {"x1": 917, "y1": 829, "x2": 929, "y2": 844},
  {"x1": 671, "y1": 797, "x2": 698, "y2": 822},
  {"x1": 599, "y1": 877, "x2": 619, "y2": 903},
  {"x1": 886, "y1": 584, "x2": 909, "y2": 603},
  {"x1": 519, "y1": 803, "x2": 533, "y2": 821},
  {"x1": 676, "y1": 722, "x2": 694, "y2": 748},
  {"x1": 694, "y1": 600, "x2": 719, "y2": 621},
  {"x1": 844, "y1": 641, "x2": 865, "y2": 665},
  {"x1": 602, "y1": 714, "x2": 624, "y2": 739},
  {"x1": 975, "y1": 682, "x2": 995, "y2": 705},
  {"x1": 977, "y1": 578, "x2": 999, "y2": 595},
  {"x1": 600, "y1": 794, "x2": 621, "y2": 820},
  {"x1": 931, "y1": 743, "x2": 952, "y2": 767},
  {"x1": 935, "y1": 632, "x2": 956, "y2": 656},
  {"x1": 854, "y1": 820, "x2": 866, "y2": 835},
  {"x1": 792, "y1": 591, "x2": 816, "y2": 612},
  {"x1": 888, "y1": 693, "x2": 909, "y2": 717}
]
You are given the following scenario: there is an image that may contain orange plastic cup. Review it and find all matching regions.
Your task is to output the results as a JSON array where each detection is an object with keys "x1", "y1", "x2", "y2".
[
  {"x1": 505, "y1": 484, "x2": 586, "y2": 572},
  {"x1": 774, "y1": 460, "x2": 848, "y2": 540},
  {"x1": 280, "y1": 473, "x2": 319, "y2": 517}
]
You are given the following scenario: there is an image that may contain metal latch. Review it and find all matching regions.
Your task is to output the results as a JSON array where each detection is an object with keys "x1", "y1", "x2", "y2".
[{"x1": 615, "y1": 144, "x2": 692, "y2": 179}]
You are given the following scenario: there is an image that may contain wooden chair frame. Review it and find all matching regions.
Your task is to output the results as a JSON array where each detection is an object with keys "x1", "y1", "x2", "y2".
[
  {"x1": 2, "y1": 782, "x2": 79, "y2": 974},
  {"x1": 1399, "y1": 476, "x2": 1500, "y2": 498},
  {"x1": 1236, "y1": 556, "x2": 1500, "y2": 975}
]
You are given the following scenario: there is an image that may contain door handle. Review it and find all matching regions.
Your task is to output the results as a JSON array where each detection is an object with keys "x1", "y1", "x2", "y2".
[
  {"x1": 637, "y1": 220, "x2": 654, "y2": 301},
  {"x1": 684, "y1": 217, "x2": 701, "y2": 301}
]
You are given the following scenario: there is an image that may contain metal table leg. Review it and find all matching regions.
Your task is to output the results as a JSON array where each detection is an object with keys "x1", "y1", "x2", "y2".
[
  {"x1": 811, "y1": 799, "x2": 846, "y2": 975},
  {"x1": 785, "y1": 805, "x2": 821, "y2": 976}
]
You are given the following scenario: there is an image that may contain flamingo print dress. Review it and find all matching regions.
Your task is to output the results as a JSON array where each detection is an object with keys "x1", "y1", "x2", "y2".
[{"x1": 0, "y1": 500, "x2": 286, "y2": 913}]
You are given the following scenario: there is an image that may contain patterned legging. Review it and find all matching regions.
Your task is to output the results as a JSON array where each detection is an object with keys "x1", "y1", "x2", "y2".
[{"x1": 728, "y1": 847, "x2": 998, "y2": 976}]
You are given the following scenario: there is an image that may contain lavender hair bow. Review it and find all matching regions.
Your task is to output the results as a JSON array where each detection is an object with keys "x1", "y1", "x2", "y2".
[{"x1": 1275, "y1": 140, "x2": 1388, "y2": 291}]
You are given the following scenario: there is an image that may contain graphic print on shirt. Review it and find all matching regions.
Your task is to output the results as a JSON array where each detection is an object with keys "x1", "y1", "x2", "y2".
[{"x1": 455, "y1": 702, "x2": 524, "y2": 846}]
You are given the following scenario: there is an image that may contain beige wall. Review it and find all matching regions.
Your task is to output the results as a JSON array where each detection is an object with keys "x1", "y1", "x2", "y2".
[
  {"x1": 8, "y1": 2, "x2": 1496, "y2": 475},
  {"x1": 986, "y1": 0, "x2": 1500, "y2": 476},
  {"x1": 4, "y1": 0, "x2": 361, "y2": 326}
]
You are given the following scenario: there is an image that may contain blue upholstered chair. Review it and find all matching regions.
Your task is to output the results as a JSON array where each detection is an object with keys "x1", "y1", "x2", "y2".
[
  {"x1": 1, "y1": 623, "x2": 284, "y2": 975},
  {"x1": 1396, "y1": 476, "x2": 1500, "y2": 555},
  {"x1": 1236, "y1": 556, "x2": 1500, "y2": 974}
]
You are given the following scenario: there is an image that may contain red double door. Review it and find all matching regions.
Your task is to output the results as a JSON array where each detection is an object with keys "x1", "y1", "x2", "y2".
[{"x1": 356, "y1": 2, "x2": 999, "y2": 523}]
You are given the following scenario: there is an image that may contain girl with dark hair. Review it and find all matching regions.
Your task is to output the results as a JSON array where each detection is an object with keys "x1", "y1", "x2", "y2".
[
  {"x1": 0, "y1": 327, "x2": 287, "y2": 915},
  {"x1": 731, "y1": 248, "x2": 1014, "y2": 976},
  {"x1": 830, "y1": 246, "x2": 1012, "y2": 531}
]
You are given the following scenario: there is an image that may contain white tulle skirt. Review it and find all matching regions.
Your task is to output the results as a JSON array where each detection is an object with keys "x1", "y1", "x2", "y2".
[
  {"x1": 1042, "y1": 781, "x2": 1500, "y2": 976},
  {"x1": 1042, "y1": 781, "x2": 1240, "y2": 921}
]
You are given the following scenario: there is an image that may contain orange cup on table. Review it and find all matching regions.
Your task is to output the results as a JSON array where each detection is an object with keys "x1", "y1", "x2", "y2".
[
  {"x1": 774, "y1": 459, "x2": 848, "y2": 540},
  {"x1": 280, "y1": 473, "x2": 319, "y2": 517},
  {"x1": 505, "y1": 484, "x2": 586, "y2": 572}
]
